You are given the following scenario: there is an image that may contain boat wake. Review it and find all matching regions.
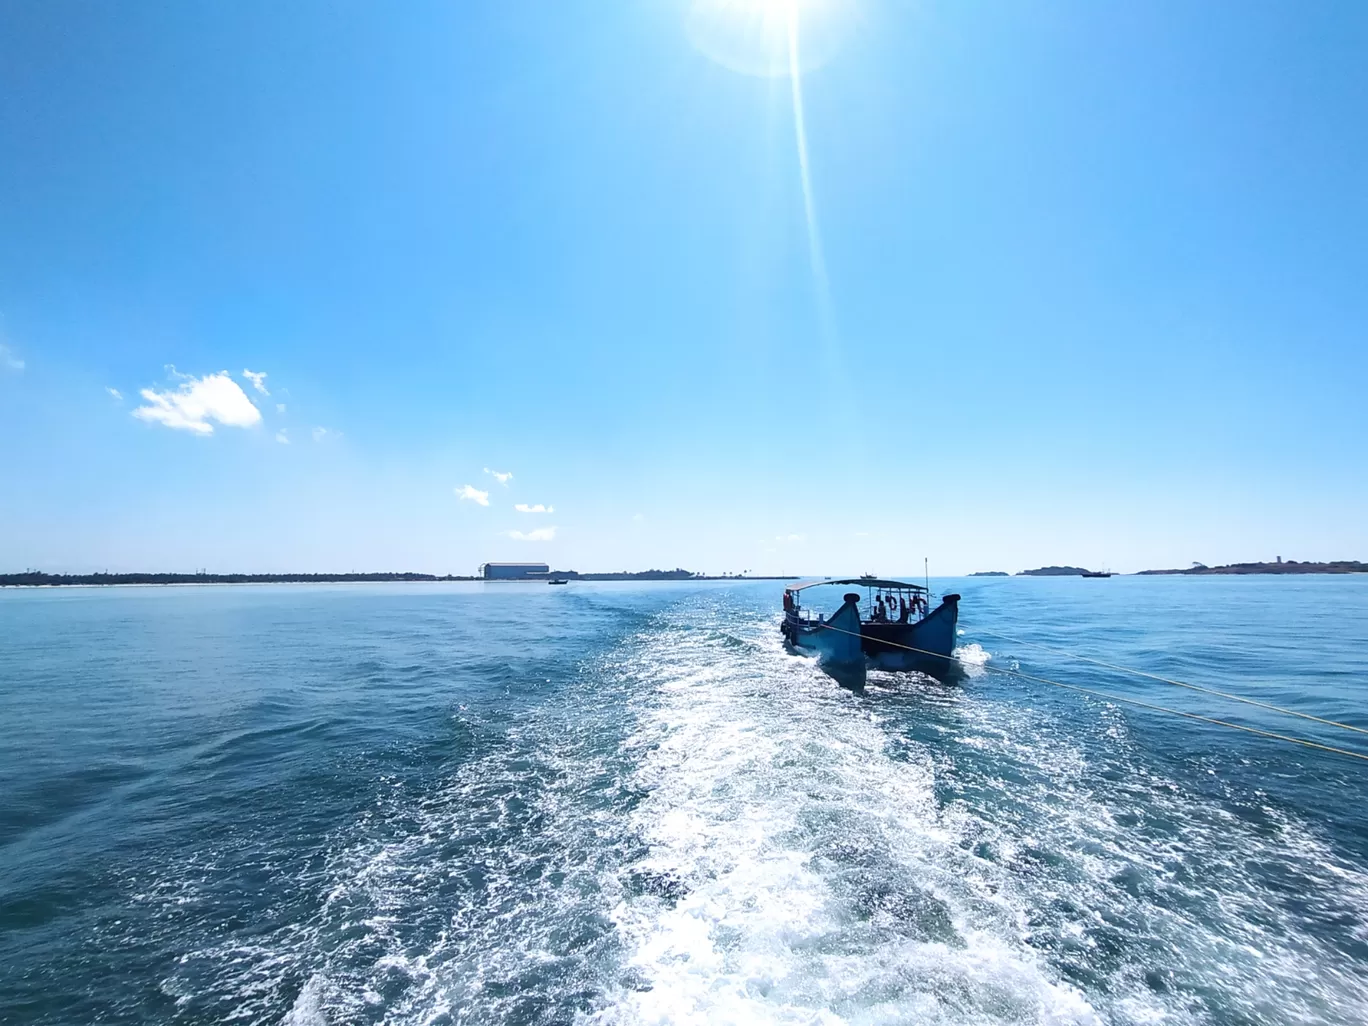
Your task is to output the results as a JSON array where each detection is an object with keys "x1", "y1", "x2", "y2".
[
  {"x1": 595, "y1": 594, "x2": 1368, "y2": 1025},
  {"x1": 143, "y1": 590, "x2": 1368, "y2": 1026}
]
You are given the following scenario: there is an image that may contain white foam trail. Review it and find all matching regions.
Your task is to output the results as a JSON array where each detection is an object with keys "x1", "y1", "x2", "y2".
[
  {"x1": 596, "y1": 605, "x2": 1097, "y2": 1025},
  {"x1": 281, "y1": 974, "x2": 328, "y2": 1026},
  {"x1": 954, "y1": 642, "x2": 992, "y2": 669}
]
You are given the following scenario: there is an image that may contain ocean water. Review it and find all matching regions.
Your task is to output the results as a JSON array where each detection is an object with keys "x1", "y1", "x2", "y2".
[{"x1": 1, "y1": 577, "x2": 1366, "y2": 1025}]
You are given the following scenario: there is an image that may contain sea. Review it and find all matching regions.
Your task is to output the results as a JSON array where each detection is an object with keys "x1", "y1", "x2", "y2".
[{"x1": 2, "y1": 576, "x2": 1366, "y2": 1025}]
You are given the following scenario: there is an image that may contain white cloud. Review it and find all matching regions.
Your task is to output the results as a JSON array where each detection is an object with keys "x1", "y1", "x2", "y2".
[
  {"x1": 456, "y1": 484, "x2": 490, "y2": 506},
  {"x1": 775, "y1": 533, "x2": 806, "y2": 543},
  {"x1": 632, "y1": 513, "x2": 644, "y2": 522},
  {"x1": 276, "y1": 403, "x2": 287, "y2": 414},
  {"x1": 483, "y1": 467, "x2": 513, "y2": 485},
  {"x1": 106, "y1": 387, "x2": 123, "y2": 401},
  {"x1": 514, "y1": 503, "x2": 554, "y2": 513},
  {"x1": 132, "y1": 371, "x2": 262, "y2": 435},
  {"x1": 242, "y1": 369, "x2": 269, "y2": 395},
  {"x1": 506, "y1": 526, "x2": 557, "y2": 541},
  {"x1": 312, "y1": 426, "x2": 331, "y2": 442},
  {"x1": 0, "y1": 343, "x2": 22, "y2": 371},
  {"x1": 275, "y1": 429, "x2": 290, "y2": 444}
]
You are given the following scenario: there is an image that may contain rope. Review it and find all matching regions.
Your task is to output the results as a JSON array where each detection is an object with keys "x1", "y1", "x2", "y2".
[
  {"x1": 807, "y1": 622, "x2": 1368, "y2": 765},
  {"x1": 967, "y1": 626, "x2": 1368, "y2": 738}
]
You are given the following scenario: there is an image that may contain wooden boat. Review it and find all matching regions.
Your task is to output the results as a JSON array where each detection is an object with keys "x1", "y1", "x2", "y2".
[
  {"x1": 1080, "y1": 570, "x2": 1113, "y2": 578},
  {"x1": 780, "y1": 578, "x2": 960, "y2": 674}
]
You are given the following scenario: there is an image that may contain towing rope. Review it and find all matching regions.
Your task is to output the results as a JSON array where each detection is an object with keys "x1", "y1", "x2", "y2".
[
  {"x1": 967, "y1": 626, "x2": 1368, "y2": 739},
  {"x1": 807, "y1": 622, "x2": 1368, "y2": 765}
]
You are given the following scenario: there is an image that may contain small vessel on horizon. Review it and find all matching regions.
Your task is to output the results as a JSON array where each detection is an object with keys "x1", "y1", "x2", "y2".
[
  {"x1": 1081, "y1": 569, "x2": 1113, "y2": 578},
  {"x1": 548, "y1": 578, "x2": 569, "y2": 585},
  {"x1": 780, "y1": 578, "x2": 960, "y2": 675}
]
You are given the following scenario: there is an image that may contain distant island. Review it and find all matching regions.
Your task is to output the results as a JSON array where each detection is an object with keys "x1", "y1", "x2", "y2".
[
  {"x1": 0, "y1": 572, "x2": 467, "y2": 586},
  {"x1": 0, "y1": 569, "x2": 799, "y2": 587},
  {"x1": 968, "y1": 571, "x2": 1009, "y2": 577},
  {"x1": 1017, "y1": 566, "x2": 1095, "y2": 576},
  {"x1": 1137, "y1": 560, "x2": 1367, "y2": 575}
]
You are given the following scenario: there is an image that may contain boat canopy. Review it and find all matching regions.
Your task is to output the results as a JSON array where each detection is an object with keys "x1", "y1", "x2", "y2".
[{"x1": 785, "y1": 578, "x2": 927, "y2": 594}]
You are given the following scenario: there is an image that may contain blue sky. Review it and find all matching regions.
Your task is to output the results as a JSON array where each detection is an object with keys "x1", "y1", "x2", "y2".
[{"x1": 1, "y1": 0, "x2": 1364, "y2": 575}]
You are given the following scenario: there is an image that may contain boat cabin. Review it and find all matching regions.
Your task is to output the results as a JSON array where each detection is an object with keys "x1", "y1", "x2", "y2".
[{"x1": 783, "y1": 577, "x2": 931, "y2": 627}]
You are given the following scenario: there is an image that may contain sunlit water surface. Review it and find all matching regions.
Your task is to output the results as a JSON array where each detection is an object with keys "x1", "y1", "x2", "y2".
[{"x1": 2, "y1": 577, "x2": 1366, "y2": 1024}]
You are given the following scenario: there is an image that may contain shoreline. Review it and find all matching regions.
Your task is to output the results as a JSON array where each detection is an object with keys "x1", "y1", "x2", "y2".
[{"x1": 0, "y1": 575, "x2": 801, "y2": 589}]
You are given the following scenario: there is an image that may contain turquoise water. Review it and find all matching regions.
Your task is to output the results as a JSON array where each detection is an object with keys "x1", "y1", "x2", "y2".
[{"x1": 1, "y1": 577, "x2": 1366, "y2": 1025}]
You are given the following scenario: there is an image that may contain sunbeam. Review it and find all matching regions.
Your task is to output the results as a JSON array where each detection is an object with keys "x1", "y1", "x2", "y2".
[
  {"x1": 688, "y1": 1, "x2": 849, "y2": 338},
  {"x1": 785, "y1": 8, "x2": 831, "y2": 324}
]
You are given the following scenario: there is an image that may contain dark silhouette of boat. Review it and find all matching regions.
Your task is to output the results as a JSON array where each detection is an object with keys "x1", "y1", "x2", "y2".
[
  {"x1": 780, "y1": 578, "x2": 960, "y2": 676},
  {"x1": 1080, "y1": 570, "x2": 1113, "y2": 578},
  {"x1": 548, "y1": 578, "x2": 569, "y2": 585}
]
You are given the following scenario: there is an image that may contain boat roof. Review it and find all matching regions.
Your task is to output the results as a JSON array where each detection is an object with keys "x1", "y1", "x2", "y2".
[{"x1": 786, "y1": 577, "x2": 927, "y2": 594}]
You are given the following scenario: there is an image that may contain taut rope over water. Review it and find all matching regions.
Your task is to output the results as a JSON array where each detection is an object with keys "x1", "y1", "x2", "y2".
[
  {"x1": 966, "y1": 625, "x2": 1368, "y2": 738},
  {"x1": 809, "y1": 623, "x2": 1368, "y2": 766}
]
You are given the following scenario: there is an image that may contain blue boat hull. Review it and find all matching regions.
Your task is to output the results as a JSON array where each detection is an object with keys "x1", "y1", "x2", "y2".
[
  {"x1": 783, "y1": 593, "x2": 960, "y2": 677},
  {"x1": 783, "y1": 593, "x2": 865, "y2": 667},
  {"x1": 859, "y1": 594, "x2": 959, "y2": 672}
]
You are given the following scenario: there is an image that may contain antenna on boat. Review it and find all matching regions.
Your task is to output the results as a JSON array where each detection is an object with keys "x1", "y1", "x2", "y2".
[{"x1": 925, "y1": 557, "x2": 930, "y2": 601}]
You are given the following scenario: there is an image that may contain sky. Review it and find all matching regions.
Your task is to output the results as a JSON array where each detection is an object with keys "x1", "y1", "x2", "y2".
[{"x1": 1, "y1": 0, "x2": 1365, "y2": 576}]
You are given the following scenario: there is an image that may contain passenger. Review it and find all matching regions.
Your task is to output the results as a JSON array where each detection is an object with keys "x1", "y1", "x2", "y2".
[{"x1": 899, "y1": 596, "x2": 909, "y2": 623}]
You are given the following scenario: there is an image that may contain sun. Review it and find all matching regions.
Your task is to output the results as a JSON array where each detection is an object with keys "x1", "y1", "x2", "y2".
[{"x1": 686, "y1": 0, "x2": 856, "y2": 78}]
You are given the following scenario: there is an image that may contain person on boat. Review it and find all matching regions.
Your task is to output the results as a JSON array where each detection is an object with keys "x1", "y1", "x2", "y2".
[{"x1": 898, "y1": 596, "x2": 910, "y2": 623}]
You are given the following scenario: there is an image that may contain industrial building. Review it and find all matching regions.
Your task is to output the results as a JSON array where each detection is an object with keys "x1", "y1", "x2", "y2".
[{"x1": 479, "y1": 562, "x2": 550, "y2": 581}]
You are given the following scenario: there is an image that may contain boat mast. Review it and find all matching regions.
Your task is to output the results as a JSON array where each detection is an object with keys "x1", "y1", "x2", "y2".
[{"x1": 924, "y1": 557, "x2": 930, "y2": 609}]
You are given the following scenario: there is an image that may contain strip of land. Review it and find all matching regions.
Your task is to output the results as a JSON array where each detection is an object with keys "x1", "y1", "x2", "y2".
[
  {"x1": 1003, "y1": 561, "x2": 1366, "y2": 577},
  {"x1": 0, "y1": 570, "x2": 799, "y2": 587},
  {"x1": 1136, "y1": 561, "x2": 1367, "y2": 575}
]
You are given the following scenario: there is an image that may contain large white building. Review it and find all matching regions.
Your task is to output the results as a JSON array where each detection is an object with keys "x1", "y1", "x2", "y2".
[{"x1": 479, "y1": 562, "x2": 550, "y2": 581}]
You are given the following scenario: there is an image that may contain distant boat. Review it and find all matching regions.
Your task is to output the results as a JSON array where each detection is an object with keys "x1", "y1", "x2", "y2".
[
  {"x1": 780, "y1": 578, "x2": 960, "y2": 675},
  {"x1": 1081, "y1": 570, "x2": 1113, "y2": 578},
  {"x1": 548, "y1": 578, "x2": 569, "y2": 585}
]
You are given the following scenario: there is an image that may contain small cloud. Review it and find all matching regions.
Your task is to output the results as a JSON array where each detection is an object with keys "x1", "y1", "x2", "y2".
[
  {"x1": 275, "y1": 429, "x2": 290, "y2": 444},
  {"x1": 483, "y1": 467, "x2": 513, "y2": 485},
  {"x1": 0, "y1": 343, "x2": 23, "y2": 372},
  {"x1": 514, "y1": 503, "x2": 554, "y2": 513},
  {"x1": 853, "y1": 531, "x2": 870, "y2": 538},
  {"x1": 632, "y1": 513, "x2": 644, "y2": 522},
  {"x1": 456, "y1": 484, "x2": 490, "y2": 506},
  {"x1": 133, "y1": 371, "x2": 262, "y2": 435},
  {"x1": 276, "y1": 403, "x2": 286, "y2": 414},
  {"x1": 506, "y1": 526, "x2": 557, "y2": 541},
  {"x1": 312, "y1": 426, "x2": 330, "y2": 442},
  {"x1": 107, "y1": 387, "x2": 123, "y2": 401},
  {"x1": 242, "y1": 369, "x2": 269, "y2": 395},
  {"x1": 775, "y1": 533, "x2": 806, "y2": 543}
]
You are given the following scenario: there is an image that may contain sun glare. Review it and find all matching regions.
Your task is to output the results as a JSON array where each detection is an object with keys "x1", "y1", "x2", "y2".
[
  {"x1": 686, "y1": 0, "x2": 849, "y2": 374},
  {"x1": 686, "y1": 0, "x2": 854, "y2": 78}
]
